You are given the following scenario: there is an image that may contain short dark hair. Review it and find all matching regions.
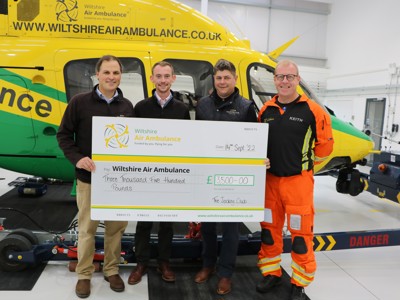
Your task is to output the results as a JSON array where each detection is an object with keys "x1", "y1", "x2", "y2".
[
  {"x1": 213, "y1": 59, "x2": 236, "y2": 76},
  {"x1": 95, "y1": 55, "x2": 122, "y2": 73},
  {"x1": 152, "y1": 61, "x2": 175, "y2": 75}
]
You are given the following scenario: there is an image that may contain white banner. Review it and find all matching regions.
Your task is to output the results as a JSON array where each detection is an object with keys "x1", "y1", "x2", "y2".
[{"x1": 91, "y1": 117, "x2": 268, "y2": 222}]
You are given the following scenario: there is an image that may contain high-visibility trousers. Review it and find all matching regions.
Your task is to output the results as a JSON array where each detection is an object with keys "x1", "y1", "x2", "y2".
[{"x1": 257, "y1": 170, "x2": 316, "y2": 287}]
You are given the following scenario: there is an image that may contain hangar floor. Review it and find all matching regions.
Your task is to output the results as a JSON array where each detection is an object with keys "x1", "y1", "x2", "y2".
[{"x1": 0, "y1": 167, "x2": 400, "y2": 300}]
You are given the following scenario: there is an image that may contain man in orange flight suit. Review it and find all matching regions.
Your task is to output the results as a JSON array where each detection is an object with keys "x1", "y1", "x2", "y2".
[{"x1": 256, "y1": 59, "x2": 334, "y2": 300}]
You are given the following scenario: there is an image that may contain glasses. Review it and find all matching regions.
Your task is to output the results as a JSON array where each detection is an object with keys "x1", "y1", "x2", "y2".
[{"x1": 274, "y1": 74, "x2": 298, "y2": 82}]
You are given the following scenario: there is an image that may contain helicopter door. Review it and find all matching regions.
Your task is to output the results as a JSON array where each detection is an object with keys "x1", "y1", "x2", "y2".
[{"x1": 0, "y1": 73, "x2": 36, "y2": 155}]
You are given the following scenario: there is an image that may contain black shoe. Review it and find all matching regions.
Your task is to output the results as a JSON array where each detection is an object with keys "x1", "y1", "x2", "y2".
[
  {"x1": 256, "y1": 275, "x2": 282, "y2": 293},
  {"x1": 290, "y1": 284, "x2": 306, "y2": 300}
]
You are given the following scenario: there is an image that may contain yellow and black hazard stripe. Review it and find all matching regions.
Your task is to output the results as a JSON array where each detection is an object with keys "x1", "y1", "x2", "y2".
[{"x1": 313, "y1": 235, "x2": 336, "y2": 251}]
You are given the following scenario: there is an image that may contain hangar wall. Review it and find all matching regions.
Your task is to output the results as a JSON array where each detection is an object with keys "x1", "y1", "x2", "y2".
[
  {"x1": 181, "y1": 0, "x2": 329, "y2": 66},
  {"x1": 325, "y1": 0, "x2": 400, "y2": 152},
  {"x1": 181, "y1": 0, "x2": 400, "y2": 153}
]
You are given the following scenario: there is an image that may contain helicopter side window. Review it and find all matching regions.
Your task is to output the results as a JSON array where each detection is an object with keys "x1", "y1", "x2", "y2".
[
  {"x1": 164, "y1": 59, "x2": 214, "y2": 119},
  {"x1": 64, "y1": 58, "x2": 146, "y2": 106},
  {"x1": 247, "y1": 64, "x2": 276, "y2": 111},
  {"x1": 299, "y1": 80, "x2": 331, "y2": 114}
]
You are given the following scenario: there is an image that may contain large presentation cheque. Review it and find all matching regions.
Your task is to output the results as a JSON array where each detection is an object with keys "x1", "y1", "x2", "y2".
[{"x1": 91, "y1": 117, "x2": 268, "y2": 222}]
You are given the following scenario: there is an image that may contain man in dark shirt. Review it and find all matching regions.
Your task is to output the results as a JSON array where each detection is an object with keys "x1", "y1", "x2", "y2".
[
  {"x1": 57, "y1": 55, "x2": 134, "y2": 298},
  {"x1": 194, "y1": 59, "x2": 257, "y2": 295},
  {"x1": 128, "y1": 61, "x2": 190, "y2": 286}
]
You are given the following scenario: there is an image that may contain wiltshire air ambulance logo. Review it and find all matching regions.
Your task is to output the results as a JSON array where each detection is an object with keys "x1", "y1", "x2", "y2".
[
  {"x1": 104, "y1": 124, "x2": 130, "y2": 148},
  {"x1": 55, "y1": 0, "x2": 79, "y2": 22}
]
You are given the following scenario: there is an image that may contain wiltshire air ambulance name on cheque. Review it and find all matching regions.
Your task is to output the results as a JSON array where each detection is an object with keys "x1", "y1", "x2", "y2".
[{"x1": 91, "y1": 117, "x2": 268, "y2": 222}]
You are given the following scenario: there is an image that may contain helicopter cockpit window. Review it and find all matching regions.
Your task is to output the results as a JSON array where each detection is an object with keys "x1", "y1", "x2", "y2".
[
  {"x1": 164, "y1": 59, "x2": 213, "y2": 118},
  {"x1": 64, "y1": 58, "x2": 146, "y2": 106},
  {"x1": 299, "y1": 80, "x2": 331, "y2": 114},
  {"x1": 247, "y1": 64, "x2": 276, "y2": 111}
]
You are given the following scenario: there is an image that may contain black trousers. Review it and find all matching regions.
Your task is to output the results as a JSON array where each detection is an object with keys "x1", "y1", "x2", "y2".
[
  {"x1": 134, "y1": 221, "x2": 173, "y2": 264},
  {"x1": 200, "y1": 222, "x2": 239, "y2": 278}
]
